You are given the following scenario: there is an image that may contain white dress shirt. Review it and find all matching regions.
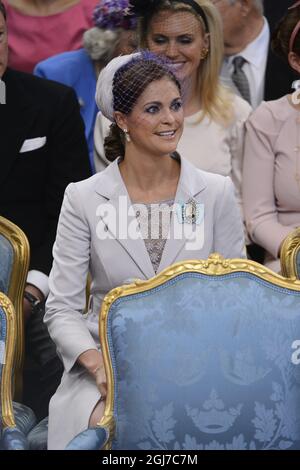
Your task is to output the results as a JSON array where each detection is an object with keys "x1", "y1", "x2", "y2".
[
  {"x1": 27, "y1": 270, "x2": 49, "y2": 298},
  {"x1": 221, "y1": 18, "x2": 270, "y2": 109}
]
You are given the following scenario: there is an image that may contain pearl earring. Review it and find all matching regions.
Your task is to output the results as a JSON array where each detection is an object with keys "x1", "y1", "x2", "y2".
[{"x1": 123, "y1": 129, "x2": 131, "y2": 143}]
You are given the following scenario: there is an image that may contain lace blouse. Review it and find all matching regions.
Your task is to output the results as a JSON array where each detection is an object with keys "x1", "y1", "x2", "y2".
[{"x1": 133, "y1": 199, "x2": 174, "y2": 273}]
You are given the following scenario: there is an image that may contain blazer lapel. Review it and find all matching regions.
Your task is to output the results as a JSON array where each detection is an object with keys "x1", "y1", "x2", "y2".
[
  {"x1": 158, "y1": 158, "x2": 206, "y2": 272},
  {"x1": 0, "y1": 69, "x2": 40, "y2": 186},
  {"x1": 95, "y1": 157, "x2": 206, "y2": 278},
  {"x1": 95, "y1": 160, "x2": 155, "y2": 279}
]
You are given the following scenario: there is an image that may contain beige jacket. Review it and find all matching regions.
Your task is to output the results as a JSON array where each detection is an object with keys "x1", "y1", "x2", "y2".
[{"x1": 45, "y1": 156, "x2": 245, "y2": 449}]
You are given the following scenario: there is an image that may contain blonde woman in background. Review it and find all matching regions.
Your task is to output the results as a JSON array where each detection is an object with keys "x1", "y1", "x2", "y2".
[{"x1": 94, "y1": 0, "x2": 251, "y2": 214}]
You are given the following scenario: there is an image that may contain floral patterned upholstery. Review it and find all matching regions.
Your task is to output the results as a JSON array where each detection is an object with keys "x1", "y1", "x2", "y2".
[{"x1": 102, "y1": 271, "x2": 300, "y2": 450}]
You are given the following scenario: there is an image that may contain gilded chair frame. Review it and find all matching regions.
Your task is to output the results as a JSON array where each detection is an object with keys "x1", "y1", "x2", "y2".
[
  {"x1": 0, "y1": 292, "x2": 17, "y2": 429},
  {"x1": 280, "y1": 227, "x2": 300, "y2": 279},
  {"x1": 98, "y1": 253, "x2": 300, "y2": 449},
  {"x1": 0, "y1": 216, "x2": 30, "y2": 399}
]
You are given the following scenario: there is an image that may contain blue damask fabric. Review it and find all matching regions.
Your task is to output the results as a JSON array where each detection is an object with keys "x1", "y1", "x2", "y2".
[
  {"x1": 65, "y1": 426, "x2": 108, "y2": 450},
  {"x1": 0, "y1": 306, "x2": 33, "y2": 450},
  {"x1": 0, "y1": 427, "x2": 29, "y2": 450},
  {"x1": 27, "y1": 417, "x2": 48, "y2": 450},
  {"x1": 0, "y1": 235, "x2": 13, "y2": 294},
  {"x1": 13, "y1": 402, "x2": 37, "y2": 436},
  {"x1": 0, "y1": 307, "x2": 39, "y2": 450},
  {"x1": 106, "y1": 273, "x2": 300, "y2": 450}
]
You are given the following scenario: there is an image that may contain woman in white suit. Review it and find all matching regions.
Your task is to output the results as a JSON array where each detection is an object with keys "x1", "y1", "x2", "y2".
[{"x1": 45, "y1": 51, "x2": 245, "y2": 449}]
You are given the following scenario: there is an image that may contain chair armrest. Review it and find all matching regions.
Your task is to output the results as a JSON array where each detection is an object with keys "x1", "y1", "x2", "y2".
[
  {"x1": 0, "y1": 427, "x2": 29, "y2": 450},
  {"x1": 65, "y1": 426, "x2": 108, "y2": 450}
]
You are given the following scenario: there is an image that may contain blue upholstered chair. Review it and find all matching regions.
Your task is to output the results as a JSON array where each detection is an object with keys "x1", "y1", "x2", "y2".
[
  {"x1": 66, "y1": 254, "x2": 300, "y2": 450},
  {"x1": 0, "y1": 216, "x2": 29, "y2": 399},
  {"x1": 281, "y1": 228, "x2": 300, "y2": 279},
  {"x1": 0, "y1": 292, "x2": 37, "y2": 450},
  {"x1": 0, "y1": 218, "x2": 46, "y2": 450}
]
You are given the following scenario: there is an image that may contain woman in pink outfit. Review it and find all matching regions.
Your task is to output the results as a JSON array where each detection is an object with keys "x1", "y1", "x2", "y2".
[
  {"x1": 243, "y1": 2, "x2": 300, "y2": 273},
  {"x1": 3, "y1": 0, "x2": 99, "y2": 73}
]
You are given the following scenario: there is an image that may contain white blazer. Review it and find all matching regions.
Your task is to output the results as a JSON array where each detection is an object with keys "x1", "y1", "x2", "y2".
[{"x1": 45, "y1": 156, "x2": 245, "y2": 449}]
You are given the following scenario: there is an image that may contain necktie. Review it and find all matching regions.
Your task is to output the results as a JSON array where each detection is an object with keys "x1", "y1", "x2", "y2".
[{"x1": 231, "y1": 56, "x2": 251, "y2": 105}]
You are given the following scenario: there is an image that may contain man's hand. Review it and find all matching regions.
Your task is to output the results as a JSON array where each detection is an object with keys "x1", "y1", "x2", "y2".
[{"x1": 23, "y1": 284, "x2": 45, "y2": 323}]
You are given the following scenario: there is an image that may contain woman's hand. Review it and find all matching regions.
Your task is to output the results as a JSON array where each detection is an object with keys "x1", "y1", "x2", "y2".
[
  {"x1": 91, "y1": 362, "x2": 107, "y2": 398},
  {"x1": 78, "y1": 349, "x2": 107, "y2": 397}
]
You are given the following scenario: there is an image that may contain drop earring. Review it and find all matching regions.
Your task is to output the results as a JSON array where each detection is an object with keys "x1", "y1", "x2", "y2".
[
  {"x1": 200, "y1": 48, "x2": 209, "y2": 60},
  {"x1": 123, "y1": 129, "x2": 131, "y2": 143}
]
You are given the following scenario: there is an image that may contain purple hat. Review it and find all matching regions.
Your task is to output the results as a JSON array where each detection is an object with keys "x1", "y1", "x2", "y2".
[{"x1": 93, "y1": 0, "x2": 137, "y2": 30}]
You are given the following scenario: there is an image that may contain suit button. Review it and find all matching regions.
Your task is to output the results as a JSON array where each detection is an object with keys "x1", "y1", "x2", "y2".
[{"x1": 136, "y1": 210, "x2": 140, "y2": 217}]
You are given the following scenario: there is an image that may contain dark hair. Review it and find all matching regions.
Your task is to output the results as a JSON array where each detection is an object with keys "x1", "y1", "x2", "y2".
[
  {"x1": 272, "y1": 5, "x2": 300, "y2": 63},
  {"x1": 0, "y1": 1, "x2": 6, "y2": 20},
  {"x1": 104, "y1": 58, "x2": 181, "y2": 162}
]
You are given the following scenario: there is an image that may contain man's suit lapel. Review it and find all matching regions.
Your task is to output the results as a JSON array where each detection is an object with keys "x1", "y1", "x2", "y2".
[
  {"x1": 95, "y1": 160, "x2": 155, "y2": 279},
  {"x1": 0, "y1": 69, "x2": 40, "y2": 186}
]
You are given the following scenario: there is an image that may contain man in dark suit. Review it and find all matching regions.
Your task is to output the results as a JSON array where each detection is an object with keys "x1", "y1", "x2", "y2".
[
  {"x1": 264, "y1": 0, "x2": 297, "y2": 101},
  {"x1": 213, "y1": 0, "x2": 297, "y2": 106},
  {"x1": 0, "y1": 1, "x2": 91, "y2": 419},
  {"x1": 264, "y1": 0, "x2": 295, "y2": 31}
]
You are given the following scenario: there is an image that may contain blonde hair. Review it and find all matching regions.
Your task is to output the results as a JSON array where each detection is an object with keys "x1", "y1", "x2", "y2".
[{"x1": 139, "y1": 0, "x2": 234, "y2": 125}]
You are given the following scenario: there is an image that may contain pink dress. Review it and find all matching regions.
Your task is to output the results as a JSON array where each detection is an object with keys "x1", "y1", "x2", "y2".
[
  {"x1": 243, "y1": 95, "x2": 300, "y2": 272},
  {"x1": 4, "y1": 0, "x2": 98, "y2": 73}
]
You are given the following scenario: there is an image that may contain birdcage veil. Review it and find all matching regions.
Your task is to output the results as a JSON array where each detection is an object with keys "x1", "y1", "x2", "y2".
[
  {"x1": 95, "y1": 51, "x2": 181, "y2": 122},
  {"x1": 95, "y1": 52, "x2": 141, "y2": 121}
]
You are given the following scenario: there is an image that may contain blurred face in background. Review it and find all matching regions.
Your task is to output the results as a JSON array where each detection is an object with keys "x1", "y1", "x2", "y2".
[
  {"x1": 211, "y1": 0, "x2": 246, "y2": 53},
  {"x1": 0, "y1": 11, "x2": 8, "y2": 78},
  {"x1": 114, "y1": 29, "x2": 138, "y2": 56},
  {"x1": 147, "y1": 10, "x2": 209, "y2": 84}
]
